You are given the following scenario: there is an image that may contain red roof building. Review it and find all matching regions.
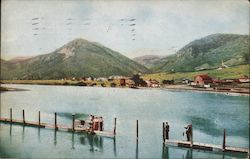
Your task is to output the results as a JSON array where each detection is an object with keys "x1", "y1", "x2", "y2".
[
  {"x1": 194, "y1": 74, "x2": 213, "y2": 85},
  {"x1": 120, "y1": 78, "x2": 126, "y2": 86}
]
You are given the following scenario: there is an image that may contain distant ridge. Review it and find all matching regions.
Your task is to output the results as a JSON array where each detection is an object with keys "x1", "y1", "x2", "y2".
[
  {"x1": 1, "y1": 38, "x2": 150, "y2": 80},
  {"x1": 133, "y1": 55, "x2": 165, "y2": 68}
]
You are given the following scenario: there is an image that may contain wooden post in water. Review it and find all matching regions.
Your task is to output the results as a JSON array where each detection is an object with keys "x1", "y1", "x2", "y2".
[
  {"x1": 162, "y1": 122, "x2": 166, "y2": 142},
  {"x1": 165, "y1": 122, "x2": 169, "y2": 140},
  {"x1": 54, "y1": 112, "x2": 57, "y2": 130},
  {"x1": 38, "y1": 111, "x2": 41, "y2": 127},
  {"x1": 113, "y1": 118, "x2": 117, "y2": 135},
  {"x1": 72, "y1": 114, "x2": 75, "y2": 131},
  {"x1": 136, "y1": 120, "x2": 139, "y2": 141},
  {"x1": 22, "y1": 109, "x2": 25, "y2": 124},
  {"x1": 222, "y1": 129, "x2": 226, "y2": 151},
  {"x1": 10, "y1": 108, "x2": 12, "y2": 123}
]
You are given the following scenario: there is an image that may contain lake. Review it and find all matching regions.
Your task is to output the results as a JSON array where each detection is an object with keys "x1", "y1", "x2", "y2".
[{"x1": 0, "y1": 84, "x2": 249, "y2": 158}]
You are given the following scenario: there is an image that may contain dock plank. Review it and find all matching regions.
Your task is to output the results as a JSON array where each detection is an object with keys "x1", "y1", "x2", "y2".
[{"x1": 164, "y1": 139, "x2": 249, "y2": 154}]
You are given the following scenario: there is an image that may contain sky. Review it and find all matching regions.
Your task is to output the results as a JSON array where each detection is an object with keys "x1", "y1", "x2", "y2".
[{"x1": 1, "y1": 0, "x2": 249, "y2": 60}]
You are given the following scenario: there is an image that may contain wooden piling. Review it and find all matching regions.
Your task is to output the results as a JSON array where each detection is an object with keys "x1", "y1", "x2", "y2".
[
  {"x1": 190, "y1": 124, "x2": 193, "y2": 147},
  {"x1": 165, "y1": 122, "x2": 169, "y2": 140},
  {"x1": 54, "y1": 112, "x2": 57, "y2": 130},
  {"x1": 136, "y1": 120, "x2": 138, "y2": 141},
  {"x1": 22, "y1": 109, "x2": 25, "y2": 124},
  {"x1": 72, "y1": 114, "x2": 75, "y2": 131},
  {"x1": 163, "y1": 122, "x2": 166, "y2": 142},
  {"x1": 10, "y1": 108, "x2": 12, "y2": 123},
  {"x1": 113, "y1": 118, "x2": 117, "y2": 135},
  {"x1": 222, "y1": 129, "x2": 226, "y2": 151},
  {"x1": 38, "y1": 111, "x2": 41, "y2": 127}
]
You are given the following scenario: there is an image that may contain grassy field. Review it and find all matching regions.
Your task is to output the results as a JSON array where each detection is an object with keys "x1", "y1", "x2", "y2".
[{"x1": 142, "y1": 64, "x2": 249, "y2": 82}]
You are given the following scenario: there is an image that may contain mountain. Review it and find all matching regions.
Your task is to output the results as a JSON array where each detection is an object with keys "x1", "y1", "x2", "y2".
[
  {"x1": 8, "y1": 56, "x2": 34, "y2": 64},
  {"x1": 133, "y1": 55, "x2": 166, "y2": 68},
  {"x1": 1, "y1": 39, "x2": 150, "y2": 80},
  {"x1": 151, "y1": 34, "x2": 249, "y2": 72}
]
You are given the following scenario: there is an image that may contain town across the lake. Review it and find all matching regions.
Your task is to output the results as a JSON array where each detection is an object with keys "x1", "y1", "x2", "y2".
[{"x1": 1, "y1": 72, "x2": 249, "y2": 95}]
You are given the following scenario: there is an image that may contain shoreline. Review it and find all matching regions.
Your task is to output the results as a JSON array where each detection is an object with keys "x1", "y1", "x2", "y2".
[
  {"x1": 1, "y1": 81, "x2": 249, "y2": 96},
  {"x1": 0, "y1": 86, "x2": 29, "y2": 92},
  {"x1": 162, "y1": 86, "x2": 250, "y2": 96}
]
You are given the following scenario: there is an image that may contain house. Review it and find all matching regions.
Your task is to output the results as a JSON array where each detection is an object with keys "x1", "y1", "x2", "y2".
[
  {"x1": 239, "y1": 75, "x2": 250, "y2": 83},
  {"x1": 146, "y1": 79, "x2": 160, "y2": 88},
  {"x1": 86, "y1": 77, "x2": 93, "y2": 81},
  {"x1": 120, "y1": 78, "x2": 126, "y2": 86},
  {"x1": 126, "y1": 79, "x2": 135, "y2": 87},
  {"x1": 182, "y1": 78, "x2": 192, "y2": 84},
  {"x1": 194, "y1": 74, "x2": 213, "y2": 85},
  {"x1": 97, "y1": 77, "x2": 108, "y2": 82},
  {"x1": 217, "y1": 60, "x2": 229, "y2": 70}
]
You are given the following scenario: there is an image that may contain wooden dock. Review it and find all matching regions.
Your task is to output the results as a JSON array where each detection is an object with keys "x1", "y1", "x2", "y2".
[
  {"x1": 162, "y1": 122, "x2": 249, "y2": 155},
  {"x1": 164, "y1": 139, "x2": 249, "y2": 154},
  {"x1": 0, "y1": 117, "x2": 115, "y2": 138}
]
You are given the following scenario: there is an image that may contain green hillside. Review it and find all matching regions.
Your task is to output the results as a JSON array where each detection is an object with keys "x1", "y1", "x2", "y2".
[
  {"x1": 1, "y1": 39, "x2": 150, "y2": 80},
  {"x1": 143, "y1": 64, "x2": 249, "y2": 82},
  {"x1": 151, "y1": 34, "x2": 249, "y2": 72}
]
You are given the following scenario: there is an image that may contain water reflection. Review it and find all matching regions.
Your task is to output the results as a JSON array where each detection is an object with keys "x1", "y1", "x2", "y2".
[
  {"x1": 162, "y1": 145, "x2": 247, "y2": 159},
  {"x1": 135, "y1": 141, "x2": 138, "y2": 159},
  {"x1": 9, "y1": 124, "x2": 12, "y2": 137},
  {"x1": 113, "y1": 137, "x2": 117, "y2": 157},
  {"x1": 161, "y1": 144, "x2": 169, "y2": 159},
  {"x1": 71, "y1": 132, "x2": 75, "y2": 149},
  {"x1": 80, "y1": 133, "x2": 104, "y2": 152},
  {"x1": 185, "y1": 149, "x2": 193, "y2": 159},
  {"x1": 6, "y1": 123, "x2": 116, "y2": 154},
  {"x1": 54, "y1": 130, "x2": 57, "y2": 146},
  {"x1": 22, "y1": 125, "x2": 25, "y2": 143},
  {"x1": 38, "y1": 127, "x2": 41, "y2": 143}
]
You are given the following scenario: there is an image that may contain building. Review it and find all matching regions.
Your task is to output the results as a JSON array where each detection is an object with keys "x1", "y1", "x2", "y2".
[
  {"x1": 120, "y1": 78, "x2": 126, "y2": 86},
  {"x1": 239, "y1": 75, "x2": 250, "y2": 83},
  {"x1": 194, "y1": 74, "x2": 213, "y2": 85},
  {"x1": 126, "y1": 79, "x2": 135, "y2": 87},
  {"x1": 146, "y1": 79, "x2": 160, "y2": 88}
]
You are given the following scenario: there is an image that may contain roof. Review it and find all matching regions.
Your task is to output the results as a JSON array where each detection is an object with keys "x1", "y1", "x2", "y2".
[{"x1": 195, "y1": 74, "x2": 212, "y2": 80}]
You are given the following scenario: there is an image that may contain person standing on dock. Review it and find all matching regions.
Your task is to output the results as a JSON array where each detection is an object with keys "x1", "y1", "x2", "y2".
[
  {"x1": 100, "y1": 117, "x2": 103, "y2": 131},
  {"x1": 184, "y1": 124, "x2": 192, "y2": 142}
]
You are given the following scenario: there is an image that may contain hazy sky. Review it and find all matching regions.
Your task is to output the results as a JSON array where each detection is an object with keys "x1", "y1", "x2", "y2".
[{"x1": 1, "y1": 0, "x2": 249, "y2": 60}]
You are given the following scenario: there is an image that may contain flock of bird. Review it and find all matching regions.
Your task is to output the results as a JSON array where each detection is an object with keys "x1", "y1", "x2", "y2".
[{"x1": 31, "y1": 17, "x2": 137, "y2": 41}]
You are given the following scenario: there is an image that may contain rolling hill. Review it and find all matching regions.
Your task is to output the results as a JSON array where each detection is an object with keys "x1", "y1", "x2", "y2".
[
  {"x1": 147, "y1": 34, "x2": 249, "y2": 72},
  {"x1": 133, "y1": 55, "x2": 165, "y2": 68},
  {"x1": 1, "y1": 39, "x2": 150, "y2": 80}
]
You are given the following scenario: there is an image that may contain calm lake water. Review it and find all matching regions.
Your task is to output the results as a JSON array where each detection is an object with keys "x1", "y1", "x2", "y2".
[{"x1": 0, "y1": 84, "x2": 249, "y2": 158}]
